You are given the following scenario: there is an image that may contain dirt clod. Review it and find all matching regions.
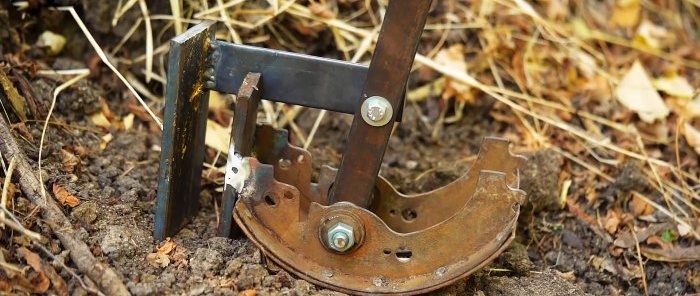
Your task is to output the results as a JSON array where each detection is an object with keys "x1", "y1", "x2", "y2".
[
  {"x1": 189, "y1": 248, "x2": 223, "y2": 274},
  {"x1": 521, "y1": 149, "x2": 564, "y2": 211},
  {"x1": 71, "y1": 201, "x2": 98, "y2": 224},
  {"x1": 614, "y1": 161, "x2": 648, "y2": 192},
  {"x1": 100, "y1": 226, "x2": 145, "y2": 260},
  {"x1": 481, "y1": 269, "x2": 591, "y2": 296},
  {"x1": 501, "y1": 242, "x2": 537, "y2": 275}
]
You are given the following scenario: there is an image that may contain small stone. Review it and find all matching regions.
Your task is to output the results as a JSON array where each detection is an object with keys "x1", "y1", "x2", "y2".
[
  {"x1": 189, "y1": 248, "x2": 223, "y2": 274},
  {"x1": 71, "y1": 201, "x2": 98, "y2": 224},
  {"x1": 100, "y1": 226, "x2": 137, "y2": 259},
  {"x1": 206, "y1": 237, "x2": 239, "y2": 257}
]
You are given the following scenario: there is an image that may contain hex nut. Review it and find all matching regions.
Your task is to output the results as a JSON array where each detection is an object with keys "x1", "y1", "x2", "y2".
[{"x1": 326, "y1": 222, "x2": 355, "y2": 252}]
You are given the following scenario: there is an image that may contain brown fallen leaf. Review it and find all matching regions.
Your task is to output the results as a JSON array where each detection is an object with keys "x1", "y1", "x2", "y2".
[
  {"x1": 17, "y1": 248, "x2": 50, "y2": 294},
  {"x1": 0, "y1": 69, "x2": 27, "y2": 121},
  {"x1": 52, "y1": 184, "x2": 80, "y2": 207},
  {"x1": 146, "y1": 252, "x2": 170, "y2": 268},
  {"x1": 0, "y1": 275, "x2": 10, "y2": 292},
  {"x1": 613, "y1": 222, "x2": 670, "y2": 248},
  {"x1": 239, "y1": 289, "x2": 257, "y2": 296},
  {"x1": 60, "y1": 149, "x2": 79, "y2": 173},
  {"x1": 308, "y1": 3, "x2": 336, "y2": 19},
  {"x1": 157, "y1": 238, "x2": 176, "y2": 255},
  {"x1": 604, "y1": 209, "x2": 622, "y2": 234},
  {"x1": 629, "y1": 193, "x2": 655, "y2": 216},
  {"x1": 641, "y1": 245, "x2": 700, "y2": 262}
]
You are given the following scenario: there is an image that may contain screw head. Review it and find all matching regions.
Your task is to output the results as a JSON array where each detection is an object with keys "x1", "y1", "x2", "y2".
[
  {"x1": 361, "y1": 96, "x2": 393, "y2": 127},
  {"x1": 326, "y1": 222, "x2": 354, "y2": 252},
  {"x1": 366, "y1": 100, "x2": 387, "y2": 121}
]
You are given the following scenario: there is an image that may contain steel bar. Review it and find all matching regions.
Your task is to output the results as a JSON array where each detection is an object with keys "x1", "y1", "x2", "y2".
[
  {"x1": 154, "y1": 20, "x2": 215, "y2": 241},
  {"x1": 219, "y1": 73, "x2": 262, "y2": 237},
  {"x1": 329, "y1": 0, "x2": 433, "y2": 207},
  {"x1": 211, "y1": 43, "x2": 368, "y2": 114}
]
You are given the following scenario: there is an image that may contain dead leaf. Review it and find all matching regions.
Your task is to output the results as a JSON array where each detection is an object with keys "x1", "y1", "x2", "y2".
[
  {"x1": 0, "y1": 69, "x2": 27, "y2": 121},
  {"x1": 654, "y1": 75, "x2": 694, "y2": 99},
  {"x1": 309, "y1": 3, "x2": 336, "y2": 19},
  {"x1": 611, "y1": 0, "x2": 640, "y2": 28},
  {"x1": 604, "y1": 210, "x2": 622, "y2": 234},
  {"x1": 629, "y1": 193, "x2": 655, "y2": 216},
  {"x1": 686, "y1": 95, "x2": 700, "y2": 118},
  {"x1": 123, "y1": 113, "x2": 135, "y2": 130},
  {"x1": 645, "y1": 235, "x2": 673, "y2": 249},
  {"x1": 146, "y1": 252, "x2": 170, "y2": 268},
  {"x1": 99, "y1": 96, "x2": 116, "y2": 121},
  {"x1": 100, "y1": 133, "x2": 113, "y2": 150},
  {"x1": 641, "y1": 245, "x2": 700, "y2": 262},
  {"x1": 73, "y1": 145, "x2": 91, "y2": 158},
  {"x1": 205, "y1": 119, "x2": 230, "y2": 154},
  {"x1": 613, "y1": 222, "x2": 670, "y2": 248},
  {"x1": 156, "y1": 238, "x2": 176, "y2": 255},
  {"x1": 59, "y1": 149, "x2": 79, "y2": 173},
  {"x1": 17, "y1": 248, "x2": 50, "y2": 294},
  {"x1": 633, "y1": 20, "x2": 675, "y2": 50},
  {"x1": 683, "y1": 123, "x2": 700, "y2": 155},
  {"x1": 13, "y1": 122, "x2": 34, "y2": 142},
  {"x1": 90, "y1": 112, "x2": 111, "y2": 128},
  {"x1": 172, "y1": 246, "x2": 189, "y2": 267},
  {"x1": 52, "y1": 184, "x2": 80, "y2": 207},
  {"x1": 435, "y1": 45, "x2": 473, "y2": 103},
  {"x1": 0, "y1": 275, "x2": 10, "y2": 292},
  {"x1": 615, "y1": 61, "x2": 670, "y2": 123}
]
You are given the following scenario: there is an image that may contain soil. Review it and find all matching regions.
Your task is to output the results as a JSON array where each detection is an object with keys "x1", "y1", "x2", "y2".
[
  {"x1": 1, "y1": 1, "x2": 699, "y2": 296},
  {"x1": 13, "y1": 83, "x2": 696, "y2": 295}
]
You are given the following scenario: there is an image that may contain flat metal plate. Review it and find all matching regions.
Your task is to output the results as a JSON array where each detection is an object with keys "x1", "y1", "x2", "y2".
[
  {"x1": 211, "y1": 42, "x2": 367, "y2": 114},
  {"x1": 154, "y1": 20, "x2": 214, "y2": 241}
]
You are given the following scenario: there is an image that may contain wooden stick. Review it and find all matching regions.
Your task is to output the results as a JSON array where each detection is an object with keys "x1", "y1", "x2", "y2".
[{"x1": 0, "y1": 116, "x2": 129, "y2": 296}]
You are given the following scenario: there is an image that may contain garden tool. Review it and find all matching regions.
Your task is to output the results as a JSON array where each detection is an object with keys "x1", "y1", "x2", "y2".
[{"x1": 155, "y1": 1, "x2": 527, "y2": 294}]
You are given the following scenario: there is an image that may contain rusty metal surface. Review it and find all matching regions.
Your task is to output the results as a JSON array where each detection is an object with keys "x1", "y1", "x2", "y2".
[
  {"x1": 232, "y1": 126, "x2": 526, "y2": 294},
  {"x1": 219, "y1": 73, "x2": 262, "y2": 237},
  {"x1": 330, "y1": 0, "x2": 433, "y2": 208},
  {"x1": 154, "y1": 20, "x2": 215, "y2": 241}
]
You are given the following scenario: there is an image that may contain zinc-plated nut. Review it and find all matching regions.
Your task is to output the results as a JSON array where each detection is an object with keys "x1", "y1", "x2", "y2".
[
  {"x1": 326, "y1": 222, "x2": 355, "y2": 252},
  {"x1": 361, "y1": 96, "x2": 393, "y2": 127}
]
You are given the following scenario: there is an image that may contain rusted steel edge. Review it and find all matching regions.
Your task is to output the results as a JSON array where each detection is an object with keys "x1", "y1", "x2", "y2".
[
  {"x1": 154, "y1": 20, "x2": 216, "y2": 241},
  {"x1": 219, "y1": 73, "x2": 261, "y2": 237},
  {"x1": 330, "y1": 0, "x2": 433, "y2": 207}
]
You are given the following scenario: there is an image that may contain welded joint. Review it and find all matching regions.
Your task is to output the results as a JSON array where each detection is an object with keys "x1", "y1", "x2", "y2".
[
  {"x1": 204, "y1": 38, "x2": 221, "y2": 89},
  {"x1": 224, "y1": 141, "x2": 250, "y2": 193}
]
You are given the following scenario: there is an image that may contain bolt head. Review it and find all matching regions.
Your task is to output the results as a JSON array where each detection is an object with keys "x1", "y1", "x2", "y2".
[
  {"x1": 361, "y1": 96, "x2": 393, "y2": 127},
  {"x1": 326, "y1": 222, "x2": 354, "y2": 252},
  {"x1": 367, "y1": 100, "x2": 387, "y2": 122}
]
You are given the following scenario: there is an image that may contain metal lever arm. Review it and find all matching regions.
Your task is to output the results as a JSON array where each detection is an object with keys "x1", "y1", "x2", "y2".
[{"x1": 329, "y1": 0, "x2": 433, "y2": 207}]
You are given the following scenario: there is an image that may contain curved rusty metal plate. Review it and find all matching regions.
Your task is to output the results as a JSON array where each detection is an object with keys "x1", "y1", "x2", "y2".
[{"x1": 230, "y1": 127, "x2": 526, "y2": 295}]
